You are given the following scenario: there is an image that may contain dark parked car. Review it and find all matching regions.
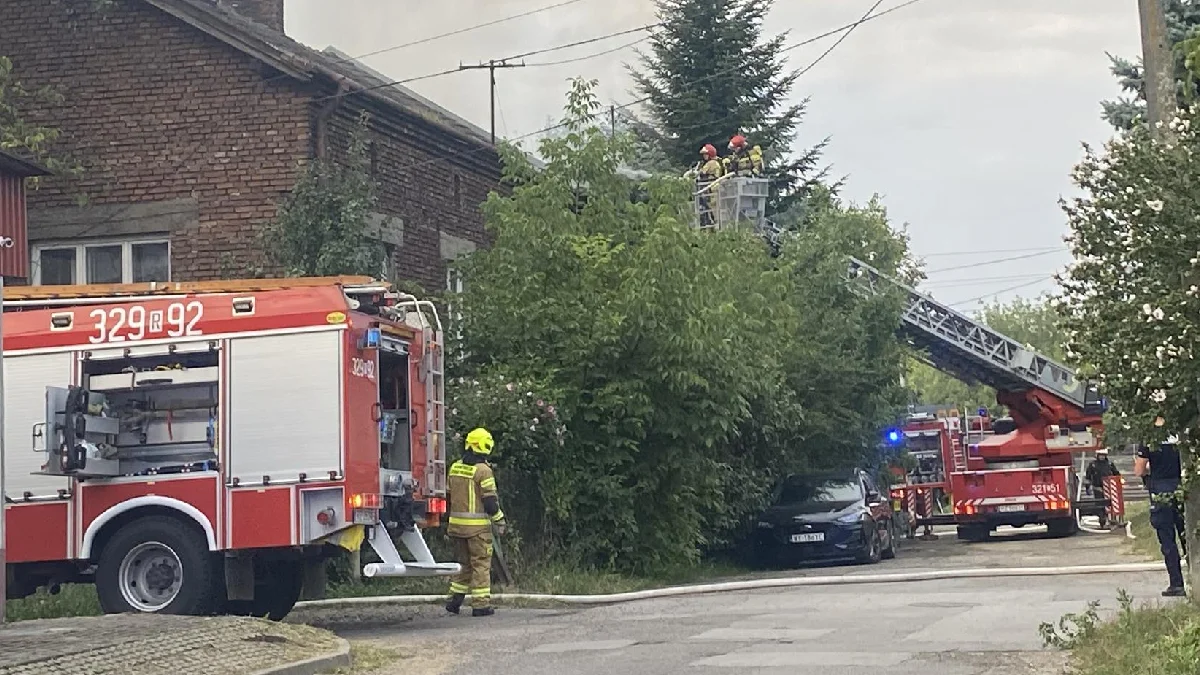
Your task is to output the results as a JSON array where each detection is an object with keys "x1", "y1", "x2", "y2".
[{"x1": 753, "y1": 469, "x2": 899, "y2": 567}]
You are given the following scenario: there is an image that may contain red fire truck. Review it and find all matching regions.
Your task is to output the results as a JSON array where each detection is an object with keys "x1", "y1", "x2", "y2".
[
  {"x1": 2, "y1": 276, "x2": 459, "y2": 619},
  {"x1": 848, "y1": 258, "x2": 1108, "y2": 543},
  {"x1": 887, "y1": 406, "x2": 968, "y2": 538}
]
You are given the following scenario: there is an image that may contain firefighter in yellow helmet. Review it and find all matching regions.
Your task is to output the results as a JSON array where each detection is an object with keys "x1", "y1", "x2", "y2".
[
  {"x1": 723, "y1": 135, "x2": 765, "y2": 178},
  {"x1": 445, "y1": 427, "x2": 507, "y2": 616},
  {"x1": 693, "y1": 143, "x2": 724, "y2": 226}
]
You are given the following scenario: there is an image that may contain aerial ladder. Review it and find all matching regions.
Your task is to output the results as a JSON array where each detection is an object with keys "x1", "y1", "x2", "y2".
[
  {"x1": 844, "y1": 258, "x2": 1109, "y2": 540},
  {"x1": 684, "y1": 180, "x2": 1112, "y2": 538}
]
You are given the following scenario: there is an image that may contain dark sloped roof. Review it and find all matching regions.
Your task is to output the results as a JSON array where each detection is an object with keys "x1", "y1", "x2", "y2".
[
  {"x1": 0, "y1": 149, "x2": 51, "y2": 178},
  {"x1": 140, "y1": 0, "x2": 493, "y2": 148}
]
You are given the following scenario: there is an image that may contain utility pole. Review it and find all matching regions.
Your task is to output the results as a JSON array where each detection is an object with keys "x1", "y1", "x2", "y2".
[
  {"x1": 1138, "y1": 0, "x2": 1177, "y2": 138},
  {"x1": 458, "y1": 59, "x2": 526, "y2": 144}
]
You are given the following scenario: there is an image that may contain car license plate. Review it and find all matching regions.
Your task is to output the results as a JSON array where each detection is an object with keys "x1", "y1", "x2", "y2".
[
  {"x1": 996, "y1": 504, "x2": 1025, "y2": 513},
  {"x1": 790, "y1": 532, "x2": 824, "y2": 543}
]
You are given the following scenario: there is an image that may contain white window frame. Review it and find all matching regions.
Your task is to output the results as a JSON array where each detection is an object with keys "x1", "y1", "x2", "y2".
[
  {"x1": 31, "y1": 237, "x2": 171, "y2": 285},
  {"x1": 446, "y1": 266, "x2": 465, "y2": 346}
]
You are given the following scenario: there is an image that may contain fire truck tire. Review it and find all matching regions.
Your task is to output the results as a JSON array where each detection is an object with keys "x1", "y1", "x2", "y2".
[
  {"x1": 225, "y1": 559, "x2": 304, "y2": 621},
  {"x1": 956, "y1": 524, "x2": 989, "y2": 542},
  {"x1": 1045, "y1": 516, "x2": 1079, "y2": 538},
  {"x1": 95, "y1": 515, "x2": 221, "y2": 616}
]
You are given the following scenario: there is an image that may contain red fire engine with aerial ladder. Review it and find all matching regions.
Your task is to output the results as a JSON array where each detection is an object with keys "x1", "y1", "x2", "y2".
[
  {"x1": 2, "y1": 276, "x2": 460, "y2": 619},
  {"x1": 692, "y1": 175, "x2": 1111, "y2": 542},
  {"x1": 845, "y1": 257, "x2": 1109, "y2": 541}
]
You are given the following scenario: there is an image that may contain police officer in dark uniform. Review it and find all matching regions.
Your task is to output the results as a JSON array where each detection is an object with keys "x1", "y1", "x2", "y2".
[{"x1": 1135, "y1": 431, "x2": 1187, "y2": 597}]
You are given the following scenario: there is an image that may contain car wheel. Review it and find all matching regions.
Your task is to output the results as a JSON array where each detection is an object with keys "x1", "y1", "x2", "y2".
[
  {"x1": 857, "y1": 527, "x2": 882, "y2": 565},
  {"x1": 881, "y1": 522, "x2": 897, "y2": 560}
]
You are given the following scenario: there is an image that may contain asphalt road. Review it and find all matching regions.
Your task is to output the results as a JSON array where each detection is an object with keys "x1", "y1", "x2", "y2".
[{"x1": 295, "y1": 526, "x2": 1174, "y2": 675}]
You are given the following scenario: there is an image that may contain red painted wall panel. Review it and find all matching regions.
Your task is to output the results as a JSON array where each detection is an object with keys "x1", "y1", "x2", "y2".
[{"x1": 0, "y1": 173, "x2": 29, "y2": 279}]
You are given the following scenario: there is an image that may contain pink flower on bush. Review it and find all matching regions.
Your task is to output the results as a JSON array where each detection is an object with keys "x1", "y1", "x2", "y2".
[{"x1": 506, "y1": 383, "x2": 515, "y2": 392}]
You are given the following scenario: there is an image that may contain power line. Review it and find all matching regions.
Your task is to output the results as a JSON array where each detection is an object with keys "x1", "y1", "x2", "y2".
[
  {"x1": 665, "y1": 0, "x2": 921, "y2": 134},
  {"x1": 925, "y1": 249, "x2": 1066, "y2": 274},
  {"x1": 797, "y1": 0, "x2": 885, "y2": 77},
  {"x1": 334, "y1": 0, "x2": 592, "y2": 65},
  {"x1": 255, "y1": 0, "x2": 595, "y2": 90},
  {"x1": 317, "y1": 23, "x2": 661, "y2": 101},
  {"x1": 947, "y1": 276, "x2": 1056, "y2": 308},
  {"x1": 921, "y1": 273, "x2": 1052, "y2": 288},
  {"x1": 527, "y1": 36, "x2": 650, "y2": 67},
  {"x1": 915, "y1": 246, "x2": 1065, "y2": 258},
  {"x1": 506, "y1": 24, "x2": 658, "y2": 61}
]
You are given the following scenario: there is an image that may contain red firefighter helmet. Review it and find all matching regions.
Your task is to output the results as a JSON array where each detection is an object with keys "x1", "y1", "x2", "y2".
[
  {"x1": 729, "y1": 134, "x2": 748, "y2": 150},
  {"x1": 700, "y1": 143, "x2": 717, "y2": 159}
]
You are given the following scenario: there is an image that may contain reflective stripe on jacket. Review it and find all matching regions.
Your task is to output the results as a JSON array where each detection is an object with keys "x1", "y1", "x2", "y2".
[{"x1": 447, "y1": 459, "x2": 505, "y2": 537}]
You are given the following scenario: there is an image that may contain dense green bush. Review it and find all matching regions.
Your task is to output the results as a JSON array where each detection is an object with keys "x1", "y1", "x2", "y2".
[{"x1": 443, "y1": 78, "x2": 913, "y2": 574}]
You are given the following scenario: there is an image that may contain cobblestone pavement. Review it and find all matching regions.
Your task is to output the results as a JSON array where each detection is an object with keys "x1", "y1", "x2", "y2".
[{"x1": 0, "y1": 614, "x2": 343, "y2": 675}]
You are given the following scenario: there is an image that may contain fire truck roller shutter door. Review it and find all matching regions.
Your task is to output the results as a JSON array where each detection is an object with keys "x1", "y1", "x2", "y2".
[
  {"x1": 3, "y1": 353, "x2": 72, "y2": 500},
  {"x1": 226, "y1": 329, "x2": 345, "y2": 484}
]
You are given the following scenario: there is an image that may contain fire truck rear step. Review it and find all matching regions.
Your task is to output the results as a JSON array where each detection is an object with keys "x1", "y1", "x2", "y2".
[{"x1": 362, "y1": 524, "x2": 461, "y2": 577}]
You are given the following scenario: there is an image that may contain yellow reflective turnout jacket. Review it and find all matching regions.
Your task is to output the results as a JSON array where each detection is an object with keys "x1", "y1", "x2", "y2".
[{"x1": 447, "y1": 459, "x2": 505, "y2": 537}]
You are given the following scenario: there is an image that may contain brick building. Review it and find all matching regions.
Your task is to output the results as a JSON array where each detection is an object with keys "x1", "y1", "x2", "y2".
[{"x1": 0, "y1": 0, "x2": 500, "y2": 293}]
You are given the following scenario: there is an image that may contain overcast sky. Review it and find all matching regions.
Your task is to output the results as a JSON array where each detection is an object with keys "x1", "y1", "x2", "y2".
[{"x1": 283, "y1": 0, "x2": 1141, "y2": 308}]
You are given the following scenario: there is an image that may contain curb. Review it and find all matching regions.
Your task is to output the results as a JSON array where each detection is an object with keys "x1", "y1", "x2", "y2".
[
  {"x1": 250, "y1": 638, "x2": 352, "y2": 675},
  {"x1": 295, "y1": 562, "x2": 1164, "y2": 610}
]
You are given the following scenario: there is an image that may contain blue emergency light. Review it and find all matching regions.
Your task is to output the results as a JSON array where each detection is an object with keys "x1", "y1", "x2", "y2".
[
  {"x1": 361, "y1": 327, "x2": 382, "y2": 350},
  {"x1": 884, "y1": 428, "x2": 903, "y2": 446}
]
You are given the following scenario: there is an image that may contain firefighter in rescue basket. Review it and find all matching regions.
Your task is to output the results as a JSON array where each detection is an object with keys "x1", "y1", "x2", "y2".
[{"x1": 445, "y1": 427, "x2": 508, "y2": 616}]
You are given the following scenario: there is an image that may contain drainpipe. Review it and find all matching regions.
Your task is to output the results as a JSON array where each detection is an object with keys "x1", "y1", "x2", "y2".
[{"x1": 314, "y1": 75, "x2": 351, "y2": 160}]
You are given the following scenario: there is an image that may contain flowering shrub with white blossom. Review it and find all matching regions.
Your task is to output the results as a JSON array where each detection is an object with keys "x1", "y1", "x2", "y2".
[{"x1": 1057, "y1": 107, "x2": 1200, "y2": 576}]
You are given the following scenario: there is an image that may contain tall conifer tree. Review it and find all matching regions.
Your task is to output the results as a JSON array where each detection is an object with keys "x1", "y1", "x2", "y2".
[{"x1": 627, "y1": 0, "x2": 826, "y2": 215}]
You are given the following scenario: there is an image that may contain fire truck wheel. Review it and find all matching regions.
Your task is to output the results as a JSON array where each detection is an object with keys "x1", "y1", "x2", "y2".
[
  {"x1": 95, "y1": 515, "x2": 220, "y2": 616},
  {"x1": 225, "y1": 559, "x2": 304, "y2": 621}
]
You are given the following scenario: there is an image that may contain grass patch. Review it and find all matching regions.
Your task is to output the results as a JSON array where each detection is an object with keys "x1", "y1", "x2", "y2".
[
  {"x1": 1125, "y1": 502, "x2": 1164, "y2": 561},
  {"x1": 4, "y1": 584, "x2": 101, "y2": 622},
  {"x1": 1040, "y1": 590, "x2": 1199, "y2": 675}
]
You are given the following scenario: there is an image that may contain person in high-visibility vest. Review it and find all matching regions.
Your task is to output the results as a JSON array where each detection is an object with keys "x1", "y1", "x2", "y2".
[{"x1": 445, "y1": 427, "x2": 507, "y2": 616}]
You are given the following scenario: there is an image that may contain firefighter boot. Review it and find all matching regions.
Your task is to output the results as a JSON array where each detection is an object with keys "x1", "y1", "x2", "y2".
[
  {"x1": 472, "y1": 607, "x2": 495, "y2": 617},
  {"x1": 445, "y1": 594, "x2": 465, "y2": 615}
]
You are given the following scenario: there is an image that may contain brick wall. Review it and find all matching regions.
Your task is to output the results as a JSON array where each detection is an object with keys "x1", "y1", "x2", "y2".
[
  {"x1": 0, "y1": 0, "x2": 311, "y2": 281},
  {"x1": 0, "y1": 0, "x2": 501, "y2": 289},
  {"x1": 322, "y1": 100, "x2": 500, "y2": 295}
]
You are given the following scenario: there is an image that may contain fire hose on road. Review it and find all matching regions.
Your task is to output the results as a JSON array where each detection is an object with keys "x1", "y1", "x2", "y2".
[{"x1": 296, "y1": 561, "x2": 1163, "y2": 609}]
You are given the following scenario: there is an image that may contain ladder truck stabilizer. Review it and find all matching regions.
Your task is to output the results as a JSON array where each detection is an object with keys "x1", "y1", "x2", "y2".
[{"x1": 843, "y1": 257, "x2": 1110, "y2": 539}]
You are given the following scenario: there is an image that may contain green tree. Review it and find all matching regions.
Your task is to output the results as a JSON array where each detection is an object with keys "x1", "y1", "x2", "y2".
[
  {"x1": 1102, "y1": 0, "x2": 1200, "y2": 131},
  {"x1": 454, "y1": 77, "x2": 911, "y2": 572},
  {"x1": 627, "y1": 0, "x2": 826, "y2": 215},
  {"x1": 263, "y1": 113, "x2": 385, "y2": 277},
  {"x1": 1057, "y1": 103, "x2": 1200, "y2": 588},
  {"x1": 0, "y1": 55, "x2": 84, "y2": 194}
]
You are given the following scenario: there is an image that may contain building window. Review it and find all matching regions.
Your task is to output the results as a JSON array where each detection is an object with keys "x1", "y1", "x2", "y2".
[
  {"x1": 446, "y1": 266, "x2": 465, "y2": 345},
  {"x1": 32, "y1": 238, "x2": 170, "y2": 285}
]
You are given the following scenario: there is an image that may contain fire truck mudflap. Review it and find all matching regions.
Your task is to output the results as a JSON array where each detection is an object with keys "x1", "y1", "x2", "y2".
[{"x1": 951, "y1": 465, "x2": 1076, "y2": 538}]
